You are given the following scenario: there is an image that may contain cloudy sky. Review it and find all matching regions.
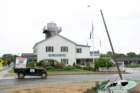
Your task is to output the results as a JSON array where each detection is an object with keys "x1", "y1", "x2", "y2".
[{"x1": 0, "y1": 0, "x2": 140, "y2": 55}]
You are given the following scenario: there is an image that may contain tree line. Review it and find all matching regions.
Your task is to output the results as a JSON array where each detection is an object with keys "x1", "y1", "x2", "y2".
[
  {"x1": 0, "y1": 54, "x2": 17, "y2": 66},
  {"x1": 101, "y1": 51, "x2": 140, "y2": 58},
  {"x1": 94, "y1": 51, "x2": 140, "y2": 71}
]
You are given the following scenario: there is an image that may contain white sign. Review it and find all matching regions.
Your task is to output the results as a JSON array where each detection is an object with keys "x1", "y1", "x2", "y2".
[
  {"x1": 15, "y1": 57, "x2": 27, "y2": 68},
  {"x1": 30, "y1": 69, "x2": 35, "y2": 72},
  {"x1": 48, "y1": 54, "x2": 66, "y2": 57}
]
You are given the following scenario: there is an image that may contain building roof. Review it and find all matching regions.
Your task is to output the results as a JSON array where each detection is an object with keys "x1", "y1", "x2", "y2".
[{"x1": 33, "y1": 34, "x2": 90, "y2": 49}]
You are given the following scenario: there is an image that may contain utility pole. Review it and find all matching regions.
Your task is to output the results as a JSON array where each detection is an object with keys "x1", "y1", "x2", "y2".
[{"x1": 100, "y1": 9, "x2": 123, "y2": 80}]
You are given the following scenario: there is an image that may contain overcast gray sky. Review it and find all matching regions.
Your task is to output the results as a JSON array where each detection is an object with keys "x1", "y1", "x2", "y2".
[{"x1": 0, "y1": 0, "x2": 140, "y2": 55}]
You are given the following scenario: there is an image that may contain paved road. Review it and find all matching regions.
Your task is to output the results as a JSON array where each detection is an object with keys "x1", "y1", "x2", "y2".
[
  {"x1": 0, "y1": 72, "x2": 140, "y2": 90},
  {"x1": 0, "y1": 67, "x2": 12, "y2": 79}
]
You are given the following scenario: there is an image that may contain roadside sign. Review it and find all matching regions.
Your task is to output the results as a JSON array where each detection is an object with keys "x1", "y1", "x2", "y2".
[{"x1": 15, "y1": 57, "x2": 27, "y2": 68}]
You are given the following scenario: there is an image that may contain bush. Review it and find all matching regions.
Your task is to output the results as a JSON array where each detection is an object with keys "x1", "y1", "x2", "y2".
[
  {"x1": 37, "y1": 60, "x2": 93, "y2": 71},
  {"x1": 54, "y1": 63, "x2": 65, "y2": 69},
  {"x1": 94, "y1": 58, "x2": 113, "y2": 71},
  {"x1": 46, "y1": 65, "x2": 81, "y2": 71},
  {"x1": 26, "y1": 61, "x2": 36, "y2": 68},
  {"x1": 75, "y1": 65, "x2": 81, "y2": 69},
  {"x1": 36, "y1": 61, "x2": 47, "y2": 68},
  {"x1": 82, "y1": 66, "x2": 94, "y2": 71},
  {"x1": 63, "y1": 66, "x2": 78, "y2": 71},
  {"x1": 47, "y1": 66, "x2": 56, "y2": 71},
  {"x1": 127, "y1": 64, "x2": 140, "y2": 68}
]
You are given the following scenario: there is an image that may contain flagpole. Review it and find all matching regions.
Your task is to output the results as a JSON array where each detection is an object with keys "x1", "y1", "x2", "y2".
[
  {"x1": 100, "y1": 9, "x2": 123, "y2": 80},
  {"x1": 90, "y1": 22, "x2": 94, "y2": 64},
  {"x1": 92, "y1": 24, "x2": 94, "y2": 65}
]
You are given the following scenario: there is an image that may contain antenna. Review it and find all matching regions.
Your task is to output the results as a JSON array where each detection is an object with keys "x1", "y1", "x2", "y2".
[{"x1": 100, "y1": 9, "x2": 123, "y2": 80}]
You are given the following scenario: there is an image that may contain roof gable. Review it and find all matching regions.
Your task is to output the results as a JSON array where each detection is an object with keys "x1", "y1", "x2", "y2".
[{"x1": 33, "y1": 34, "x2": 90, "y2": 49}]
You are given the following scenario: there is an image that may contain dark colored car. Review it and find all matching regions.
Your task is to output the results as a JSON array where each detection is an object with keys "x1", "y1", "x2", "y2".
[{"x1": 14, "y1": 67, "x2": 48, "y2": 79}]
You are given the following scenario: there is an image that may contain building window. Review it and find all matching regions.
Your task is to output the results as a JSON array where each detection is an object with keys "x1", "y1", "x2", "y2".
[
  {"x1": 61, "y1": 46, "x2": 68, "y2": 52},
  {"x1": 46, "y1": 46, "x2": 53, "y2": 52},
  {"x1": 61, "y1": 59, "x2": 68, "y2": 65},
  {"x1": 76, "y1": 48, "x2": 82, "y2": 53}
]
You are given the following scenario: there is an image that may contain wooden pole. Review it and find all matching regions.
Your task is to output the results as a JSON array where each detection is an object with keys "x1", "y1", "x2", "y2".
[{"x1": 100, "y1": 9, "x2": 123, "y2": 80}]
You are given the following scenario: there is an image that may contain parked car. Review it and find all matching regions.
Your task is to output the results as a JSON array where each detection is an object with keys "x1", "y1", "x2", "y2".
[{"x1": 14, "y1": 57, "x2": 47, "y2": 79}]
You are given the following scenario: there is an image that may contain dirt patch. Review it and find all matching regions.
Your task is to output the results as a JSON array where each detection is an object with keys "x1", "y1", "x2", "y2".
[
  {"x1": 5, "y1": 81, "x2": 96, "y2": 93},
  {"x1": 4, "y1": 81, "x2": 140, "y2": 93}
]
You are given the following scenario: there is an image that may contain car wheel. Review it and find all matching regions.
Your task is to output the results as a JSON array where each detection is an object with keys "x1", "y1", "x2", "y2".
[
  {"x1": 41, "y1": 72, "x2": 47, "y2": 79},
  {"x1": 18, "y1": 73, "x2": 25, "y2": 79}
]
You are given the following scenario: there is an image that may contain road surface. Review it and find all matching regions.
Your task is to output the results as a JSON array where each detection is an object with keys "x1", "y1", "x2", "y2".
[
  {"x1": 0, "y1": 72, "x2": 140, "y2": 90},
  {"x1": 0, "y1": 66, "x2": 12, "y2": 80}
]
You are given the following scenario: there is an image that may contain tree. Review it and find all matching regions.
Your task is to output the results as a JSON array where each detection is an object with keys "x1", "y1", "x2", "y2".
[
  {"x1": 127, "y1": 52, "x2": 137, "y2": 58},
  {"x1": 137, "y1": 54, "x2": 140, "y2": 58},
  {"x1": 2, "y1": 54, "x2": 17, "y2": 66},
  {"x1": 113, "y1": 53, "x2": 126, "y2": 58},
  {"x1": 94, "y1": 58, "x2": 113, "y2": 71},
  {"x1": 106, "y1": 51, "x2": 113, "y2": 57}
]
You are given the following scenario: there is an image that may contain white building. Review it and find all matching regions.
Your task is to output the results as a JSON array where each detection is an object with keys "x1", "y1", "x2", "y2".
[{"x1": 33, "y1": 23, "x2": 94, "y2": 66}]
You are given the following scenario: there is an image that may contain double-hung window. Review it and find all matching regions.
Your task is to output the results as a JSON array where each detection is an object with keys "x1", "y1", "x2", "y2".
[
  {"x1": 61, "y1": 46, "x2": 68, "y2": 52},
  {"x1": 76, "y1": 48, "x2": 82, "y2": 53},
  {"x1": 46, "y1": 46, "x2": 53, "y2": 52}
]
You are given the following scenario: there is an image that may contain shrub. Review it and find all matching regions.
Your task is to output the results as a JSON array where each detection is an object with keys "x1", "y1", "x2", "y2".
[
  {"x1": 47, "y1": 66, "x2": 56, "y2": 71},
  {"x1": 82, "y1": 66, "x2": 94, "y2": 71},
  {"x1": 54, "y1": 63, "x2": 65, "y2": 69},
  {"x1": 73, "y1": 62, "x2": 76, "y2": 67},
  {"x1": 63, "y1": 66, "x2": 74, "y2": 71},
  {"x1": 127, "y1": 64, "x2": 140, "y2": 68},
  {"x1": 94, "y1": 58, "x2": 113, "y2": 71},
  {"x1": 74, "y1": 65, "x2": 82, "y2": 69},
  {"x1": 26, "y1": 61, "x2": 36, "y2": 68},
  {"x1": 36, "y1": 61, "x2": 47, "y2": 68}
]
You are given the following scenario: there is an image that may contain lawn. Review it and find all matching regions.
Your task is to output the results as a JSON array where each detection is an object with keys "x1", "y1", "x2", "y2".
[
  {"x1": 48, "y1": 70, "x2": 94, "y2": 75},
  {"x1": 8, "y1": 68, "x2": 94, "y2": 76}
]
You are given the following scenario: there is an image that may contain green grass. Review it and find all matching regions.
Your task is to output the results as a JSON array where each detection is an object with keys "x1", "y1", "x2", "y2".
[
  {"x1": 48, "y1": 70, "x2": 93, "y2": 75},
  {"x1": 127, "y1": 64, "x2": 140, "y2": 68},
  {"x1": 8, "y1": 68, "x2": 15, "y2": 76},
  {"x1": 8, "y1": 68, "x2": 14, "y2": 73},
  {"x1": 47, "y1": 68, "x2": 81, "y2": 72}
]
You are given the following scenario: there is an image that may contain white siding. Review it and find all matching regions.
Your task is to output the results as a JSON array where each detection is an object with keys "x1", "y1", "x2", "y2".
[
  {"x1": 34, "y1": 35, "x2": 93, "y2": 65},
  {"x1": 76, "y1": 46, "x2": 92, "y2": 59},
  {"x1": 34, "y1": 35, "x2": 76, "y2": 65}
]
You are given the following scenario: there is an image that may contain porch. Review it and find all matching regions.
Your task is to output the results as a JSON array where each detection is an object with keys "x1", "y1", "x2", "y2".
[{"x1": 76, "y1": 58, "x2": 93, "y2": 67}]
